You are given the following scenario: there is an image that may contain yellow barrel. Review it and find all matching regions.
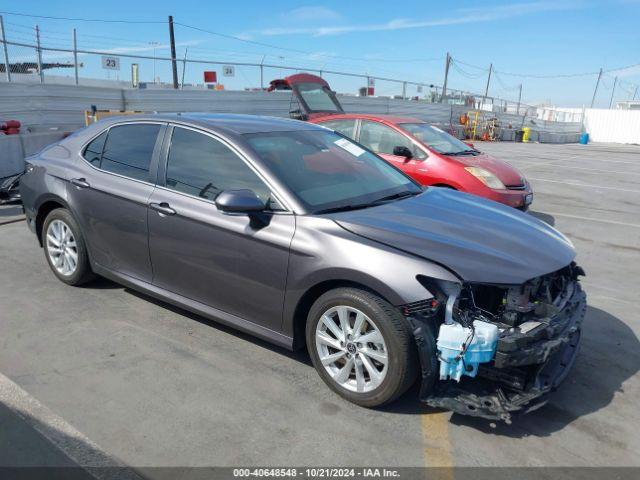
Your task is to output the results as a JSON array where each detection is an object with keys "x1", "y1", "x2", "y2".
[{"x1": 522, "y1": 127, "x2": 531, "y2": 143}]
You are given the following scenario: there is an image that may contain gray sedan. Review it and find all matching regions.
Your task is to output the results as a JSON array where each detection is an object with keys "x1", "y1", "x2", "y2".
[{"x1": 19, "y1": 114, "x2": 586, "y2": 421}]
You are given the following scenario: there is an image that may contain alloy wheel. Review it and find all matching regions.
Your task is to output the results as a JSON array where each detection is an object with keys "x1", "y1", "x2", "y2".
[
  {"x1": 315, "y1": 306, "x2": 388, "y2": 393},
  {"x1": 46, "y1": 219, "x2": 78, "y2": 276}
]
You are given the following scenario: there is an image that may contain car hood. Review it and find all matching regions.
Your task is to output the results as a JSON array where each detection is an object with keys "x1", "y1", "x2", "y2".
[
  {"x1": 327, "y1": 188, "x2": 575, "y2": 285},
  {"x1": 444, "y1": 152, "x2": 525, "y2": 187}
]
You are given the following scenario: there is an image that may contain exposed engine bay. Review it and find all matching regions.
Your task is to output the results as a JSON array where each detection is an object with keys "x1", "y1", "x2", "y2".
[{"x1": 407, "y1": 262, "x2": 587, "y2": 422}]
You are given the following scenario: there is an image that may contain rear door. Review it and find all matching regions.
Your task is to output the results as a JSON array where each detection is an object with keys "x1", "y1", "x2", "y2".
[
  {"x1": 316, "y1": 119, "x2": 358, "y2": 140},
  {"x1": 147, "y1": 125, "x2": 295, "y2": 330},
  {"x1": 68, "y1": 122, "x2": 165, "y2": 281},
  {"x1": 358, "y1": 120, "x2": 426, "y2": 174}
]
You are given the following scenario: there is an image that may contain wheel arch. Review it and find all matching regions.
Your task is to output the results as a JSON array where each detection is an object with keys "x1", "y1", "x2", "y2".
[
  {"x1": 35, "y1": 195, "x2": 71, "y2": 247},
  {"x1": 290, "y1": 278, "x2": 399, "y2": 351}
]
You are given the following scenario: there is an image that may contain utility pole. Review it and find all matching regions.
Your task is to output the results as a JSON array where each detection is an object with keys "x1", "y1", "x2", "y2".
[
  {"x1": 516, "y1": 84, "x2": 522, "y2": 115},
  {"x1": 441, "y1": 52, "x2": 450, "y2": 103},
  {"x1": 180, "y1": 47, "x2": 188, "y2": 89},
  {"x1": 35, "y1": 25, "x2": 44, "y2": 83},
  {"x1": 168, "y1": 16, "x2": 178, "y2": 89},
  {"x1": 149, "y1": 42, "x2": 159, "y2": 83},
  {"x1": 260, "y1": 55, "x2": 265, "y2": 90},
  {"x1": 590, "y1": 68, "x2": 602, "y2": 108},
  {"x1": 633, "y1": 85, "x2": 638, "y2": 101},
  {"x1": 482, "y1": 63, "x2": 492, "y2": 109},
  {"x1": 609, "y1": 76, "x2": 617, "y2": 109},
  {"x1": 0, "y1": 15, "x2": 10, "y2": 82},
  {"x1": 402, "y1": 81, "x2": 407, "y2": 100},
  {"x1": 73, "y1": 28, "x2": 78, "y2": 85}
]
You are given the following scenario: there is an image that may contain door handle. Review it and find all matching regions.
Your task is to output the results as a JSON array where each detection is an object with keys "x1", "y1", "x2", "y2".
[
  {"x1": 70, "y1": 178, "x2": 90, "y2": 188},
  {"x1": 149, "y1": 202, "x2": 176, "y2": 216}
]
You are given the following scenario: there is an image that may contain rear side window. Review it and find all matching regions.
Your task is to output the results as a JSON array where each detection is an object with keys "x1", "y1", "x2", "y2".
[
  {"x1": 83, "y1": 131, "x2": 107, "y2": 166},
  {"x1": 165, "y1": 127, "x2": 271, "y2": 203},
  {"x1": 98, "y1": 124, "x2": 161, "y2": 182},
  {"x1": 319, "y1": 119, "x2": 357, "y2": 139}
]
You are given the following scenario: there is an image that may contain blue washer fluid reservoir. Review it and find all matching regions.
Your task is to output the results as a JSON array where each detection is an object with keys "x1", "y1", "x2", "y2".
[{"x1": 437, "y1": 320, "x2": 499, "y2": 382}]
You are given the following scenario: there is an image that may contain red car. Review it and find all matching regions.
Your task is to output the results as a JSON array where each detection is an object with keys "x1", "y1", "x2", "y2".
[{"x1": 269, "y1": 74, "x2": 533, "y2": 210}]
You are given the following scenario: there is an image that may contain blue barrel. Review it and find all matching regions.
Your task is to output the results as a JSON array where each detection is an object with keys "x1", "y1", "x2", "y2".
[{"x1": 580, "y1": 132, "x2": 589, "y2": 144}]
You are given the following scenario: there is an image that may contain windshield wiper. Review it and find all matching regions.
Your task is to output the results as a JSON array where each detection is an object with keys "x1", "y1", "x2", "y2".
[
  {"x1": 314, "y1": 203, "x2": 373, "y2": 214},
  {"x1": 371, "y1": 190, "x2": 418, "y2": 204},
  {"x1": 446, "y1": 150, "x2": 477, "y2": 156},
  {"x1": 315, "y1": 191, "x2": 419, "y2": 214}
]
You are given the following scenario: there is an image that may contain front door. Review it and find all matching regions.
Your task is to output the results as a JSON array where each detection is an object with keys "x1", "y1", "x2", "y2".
[
  {"x1": 147, "y1": 125, "x2": 295, "y2": 331},
  {"x1": 358, "y1": 120, "x2": 426, "y2": 175},
  {"x1": 67, "y1": 122, "x2": 165, "y2": 281}
]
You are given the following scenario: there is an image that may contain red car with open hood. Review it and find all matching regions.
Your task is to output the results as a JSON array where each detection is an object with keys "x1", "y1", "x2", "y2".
[{"x1": 269, "y1": 74, "x2": 533, "y2": 210}]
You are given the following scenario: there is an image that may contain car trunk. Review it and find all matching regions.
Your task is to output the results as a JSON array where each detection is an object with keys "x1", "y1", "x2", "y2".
[{"x1": 268, "y1": 73, "x2": 344, "y2": 120}]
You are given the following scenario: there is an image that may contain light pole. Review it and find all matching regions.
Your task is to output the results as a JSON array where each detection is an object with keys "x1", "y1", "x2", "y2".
[{"x1": 149, "y1": 41, "x2": 159, "y2": 83}]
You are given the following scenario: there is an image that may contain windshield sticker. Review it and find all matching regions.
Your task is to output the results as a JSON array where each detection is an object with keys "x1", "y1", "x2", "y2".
[{"x1": 334, "y1": 138, "x2": 365, "y2": 157}]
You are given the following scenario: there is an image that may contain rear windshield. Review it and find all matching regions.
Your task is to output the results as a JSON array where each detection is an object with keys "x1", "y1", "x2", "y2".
[
  {"x1": 294, "y1": 82, "x2": 342, "y2": 113},
  {"x1": 400, "y1": 123, "x2": 474, "y2": 155}
]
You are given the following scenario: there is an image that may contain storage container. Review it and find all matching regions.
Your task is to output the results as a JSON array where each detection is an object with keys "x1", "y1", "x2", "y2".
[{"x1": 437, "y1": 320, "x2": 499, "y2": 381}]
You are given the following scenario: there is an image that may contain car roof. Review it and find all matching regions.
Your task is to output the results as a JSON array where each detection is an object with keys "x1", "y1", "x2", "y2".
[
  {"x1": 95, "y1": 113, "x2": 324, "y2": 135},
  {"x1": 314, "y1": 113, "x2": 425, "y2": 125}
]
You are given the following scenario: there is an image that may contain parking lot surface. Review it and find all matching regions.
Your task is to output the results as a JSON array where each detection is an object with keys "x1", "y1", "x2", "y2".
[{"x1": 0, "y1": 142, "x2": 638, "y2": 471}]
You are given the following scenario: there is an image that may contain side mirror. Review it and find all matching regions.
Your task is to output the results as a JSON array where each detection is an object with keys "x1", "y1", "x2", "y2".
[
  {"x1": 393, "y1": 146, "x2": 413, "y2": 159},
  {"x1": 215, "y1": 189, "x2": 266, "y2": 214}
]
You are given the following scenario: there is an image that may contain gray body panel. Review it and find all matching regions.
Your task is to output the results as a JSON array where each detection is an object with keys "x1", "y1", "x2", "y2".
[
  {"x1": 20, "y1": 113, "x2": 576, "y2": 350},
  {"x1": 328, "y1": 188, "x2": 576, "y2": 285},
  {"x1": 147, "y1": 187, "x2": 295, "y2": 331}
]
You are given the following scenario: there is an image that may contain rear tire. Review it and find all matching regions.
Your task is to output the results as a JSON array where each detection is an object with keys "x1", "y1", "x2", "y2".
[
  {"x1": 306, "y1": 287, "x2": 418, "y2": 407},
  {"x1": 42, "y1": 208, "x2": 94, "y2": 286}
]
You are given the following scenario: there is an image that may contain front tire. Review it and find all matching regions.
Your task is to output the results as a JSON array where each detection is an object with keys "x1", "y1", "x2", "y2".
[
  {"x1": 42, "y1": 208, "x2": 94, "y2": 286},
  {"x1": 306, "y1": 288, "x2": 418, "y2": 407}
]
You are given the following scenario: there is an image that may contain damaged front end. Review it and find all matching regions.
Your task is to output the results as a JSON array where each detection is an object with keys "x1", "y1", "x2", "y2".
[{"x1": 406, "y1": 262, "x2": 587, "y2": 423}]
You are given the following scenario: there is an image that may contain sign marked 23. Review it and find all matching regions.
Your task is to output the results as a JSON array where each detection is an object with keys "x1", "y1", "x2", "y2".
[{"x1": 101, "y1": 56, "x2": 120, "y2": 71}]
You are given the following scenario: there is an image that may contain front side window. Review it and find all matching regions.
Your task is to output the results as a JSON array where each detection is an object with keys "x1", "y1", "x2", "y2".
[
  {"x1": 165, "y1": 127, "x2": 272, "y2": 204},
  {"x1": 359, "y1": 121, "x2": 426, "y2": 159},
  {"x1": 244, "y1": 129, "x2": 421, "y2": 213},
  {"x1": 399, "y1": 123, "x2": 474, "y2": 155},
  {"x1": 100, "y1": 124, "x2": 161, "y2": 182},
  {"x1": 318, "y1": 119, "x2": 357, "y2": 139}
]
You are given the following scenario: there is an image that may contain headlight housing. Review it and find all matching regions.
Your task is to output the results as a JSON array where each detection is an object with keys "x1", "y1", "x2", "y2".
[{"x1": 464, "y1": 167, "x2": 506, "y2": 190}]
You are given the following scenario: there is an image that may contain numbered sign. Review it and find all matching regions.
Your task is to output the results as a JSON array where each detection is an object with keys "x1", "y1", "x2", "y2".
[
  {"x1": 101, "y1": 56, "x2": 120, "y2": 71},
  {"x1": 222, "y1": 65, "x2": 235, "y2": 77}
]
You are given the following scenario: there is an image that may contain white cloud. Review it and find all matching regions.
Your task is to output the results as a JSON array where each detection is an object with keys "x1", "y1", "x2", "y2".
[
  {"x1": 250, "y1": 1, "x2": 585, "y2": 37},
  {"x1": 285, "y1": 6, "x2": 343, "y2": 22},
  {"x1": 100, "y1": 40, "x2": 202, "y2": 56}
]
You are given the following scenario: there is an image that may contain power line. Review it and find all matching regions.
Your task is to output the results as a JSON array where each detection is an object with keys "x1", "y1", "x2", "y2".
[
  {"x1": 0, "y1": 10, "x2": 164, "y2": 23},
  {"x1": 449, "y1": 60, "x2": 486, "y2": 79},
  {"x1": 175, "y1": 22, "x2": 443, "y2": 64},
  {"x1": 493, "y1": 71, "x2": 521, "y2": 92}
]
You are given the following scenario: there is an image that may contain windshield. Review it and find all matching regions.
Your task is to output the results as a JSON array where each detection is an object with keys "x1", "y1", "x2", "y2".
[
  {"x1": 400, "y1": 123, "x2": 475, "y2": 155},
  {"x1": 244, "y1": 130, "x2": 421, "y2": 213},
  {"x1": 294, "y1": 82, "x2": 343, "y2": 113}
]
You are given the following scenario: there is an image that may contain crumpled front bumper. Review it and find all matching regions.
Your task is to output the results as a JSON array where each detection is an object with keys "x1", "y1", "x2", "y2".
[{"x1": 412, "y1": 282, "x2": 587, "y2": 423}]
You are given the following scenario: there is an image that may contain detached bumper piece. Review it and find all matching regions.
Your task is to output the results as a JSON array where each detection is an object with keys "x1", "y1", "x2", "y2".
[{"x1": 419, "y1": 283, "x2": 586, "y2": 423}]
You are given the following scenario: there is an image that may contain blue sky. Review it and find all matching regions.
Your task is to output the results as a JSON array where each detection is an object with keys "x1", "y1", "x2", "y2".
[{"x1": 1, "y1": 0, "x2": 639, "y2": 107}]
